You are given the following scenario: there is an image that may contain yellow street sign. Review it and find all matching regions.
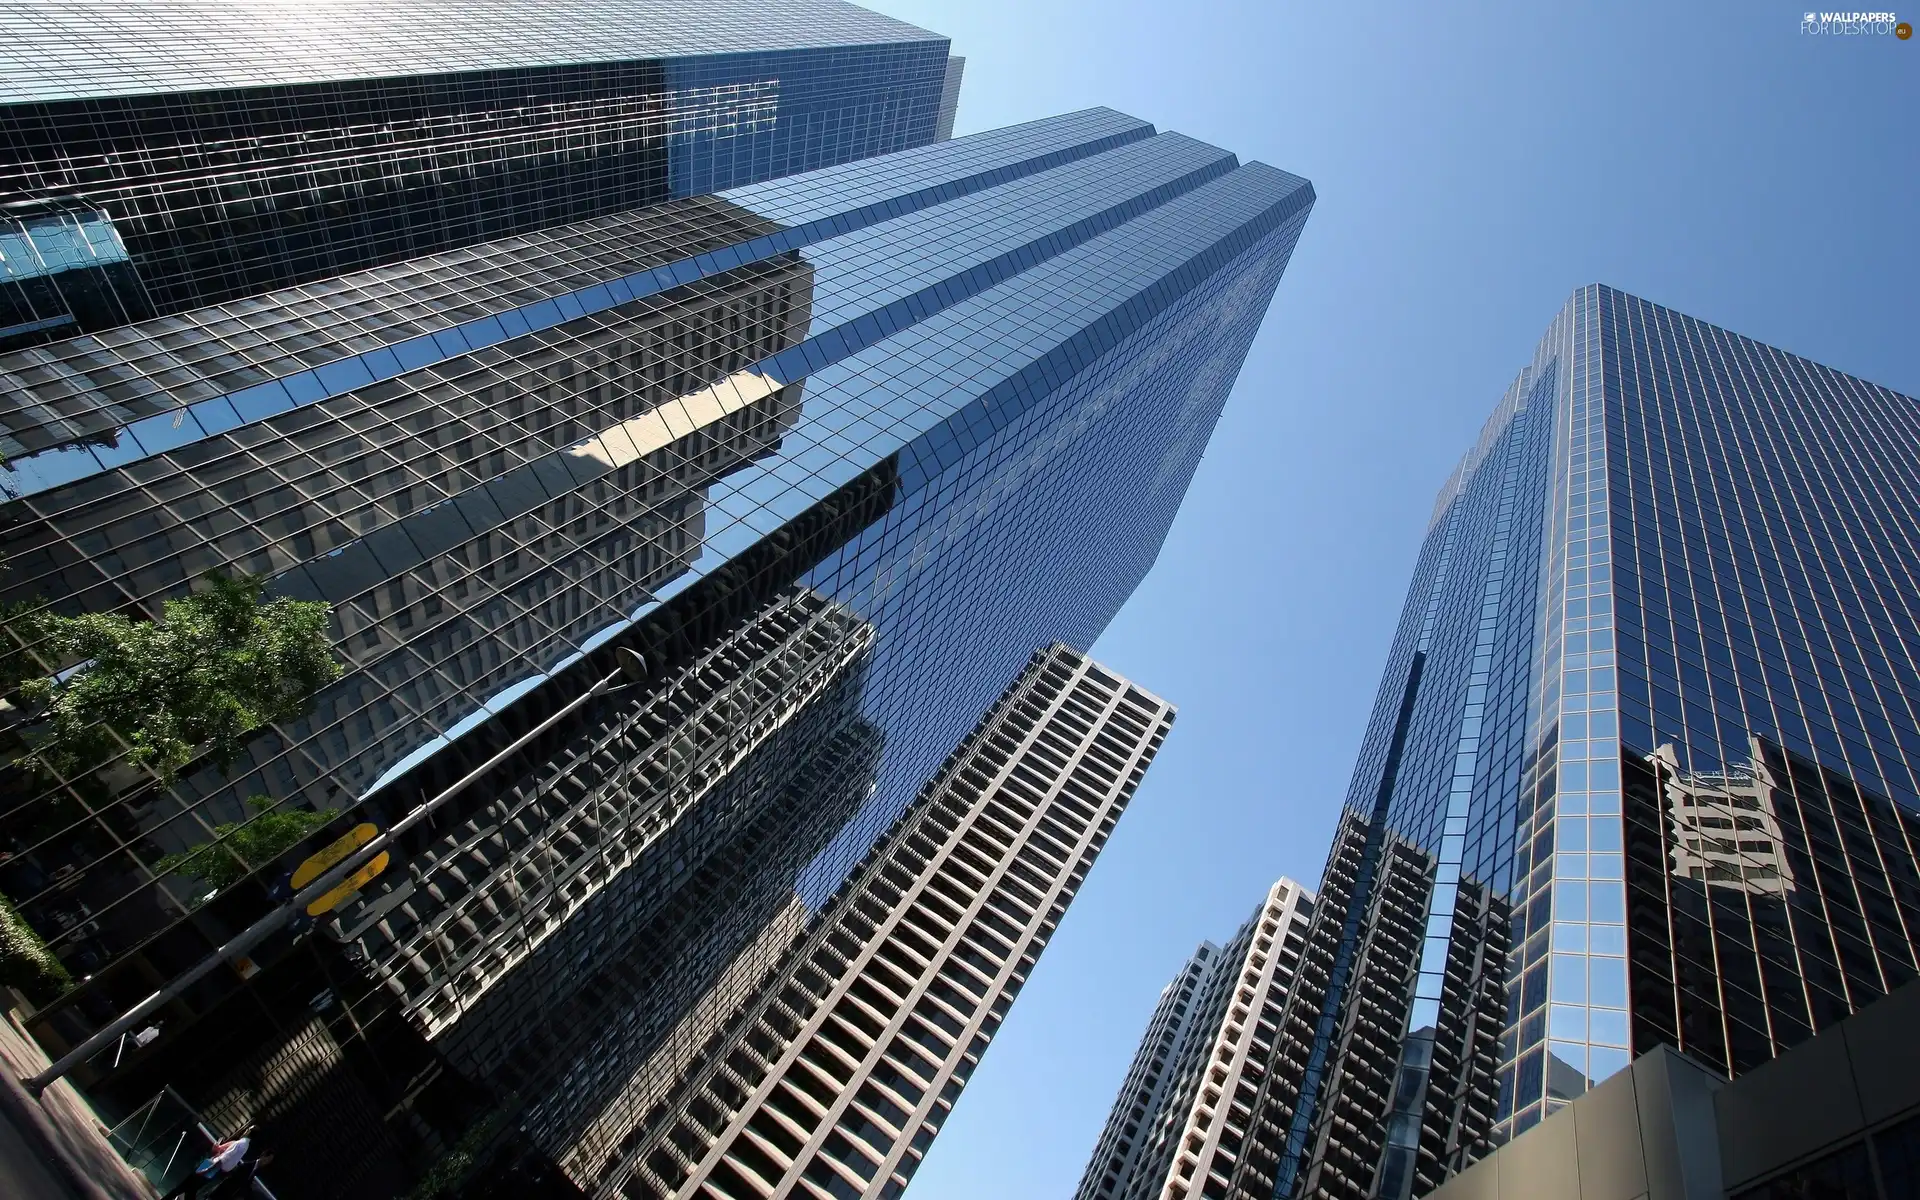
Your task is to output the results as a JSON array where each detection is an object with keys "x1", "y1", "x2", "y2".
[
  {"x1": 291, "y1": 823, "x2": 378, "y2": 891},
  {"x1": 305, "y1": 852, "x2": 390, "y2": 917}
]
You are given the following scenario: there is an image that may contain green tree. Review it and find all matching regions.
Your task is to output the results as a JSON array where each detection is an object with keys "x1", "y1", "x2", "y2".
[
  {"x1": 154, "y1": 796, "x2": 334, "y2": 892},
  {"x1": 18, "y1": 572, "x2": 342, "y2": 783},
  {"x1": 0, "y1": 597, "x2": 45, "y2": 693},
  {"x1": 0, "y1": 890, "x2": 71, "y2": 1004}
]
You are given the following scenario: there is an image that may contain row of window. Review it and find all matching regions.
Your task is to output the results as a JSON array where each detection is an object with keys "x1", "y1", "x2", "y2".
[{"x1": 610, "y1": 651, "x2": 1167, "y2": 1198}]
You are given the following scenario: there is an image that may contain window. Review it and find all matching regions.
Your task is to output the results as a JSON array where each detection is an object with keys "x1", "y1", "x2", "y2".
[{"x1": 1730, "y1": 1139, "x2": 1873, "y2": 1200}]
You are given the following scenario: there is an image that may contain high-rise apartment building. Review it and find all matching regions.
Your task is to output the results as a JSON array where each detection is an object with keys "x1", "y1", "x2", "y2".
[
  {"x1": 0, "y1": 0, "x2": 958, "y2": 342},
  {"x1": 1080, "y1": 945, "x2": 1222, "y2": 1200},
  {"x1": 1238, "y1": 286, "x2": 1920, "y2": 1200},
  {"x1": 1077, "y1": 878, "x2": 1316, "y2": 1200},
  {"x1": 0, "y1": 92, "x2": 1312, "y2": 1197},
  {"x1": 596, "y1": 644, "x2": 1175, "y2": 1199}
]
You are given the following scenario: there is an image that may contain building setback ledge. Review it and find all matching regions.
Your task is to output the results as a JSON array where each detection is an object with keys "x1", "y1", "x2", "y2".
[{"x1": 1427, "y1": 979, "x2": 1920, "y2": 1200}]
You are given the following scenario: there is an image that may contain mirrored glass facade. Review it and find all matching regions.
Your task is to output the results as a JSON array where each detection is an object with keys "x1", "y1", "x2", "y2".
[
  {"x1": 0, "y1": 0, "x2": 956, "y2": 339},
  {"x1": 0, "y1": 105, "x2": 1313, "y2": 1197},
  {"x1": 1257, "y1": 286, "x2": 1920, "y2": 1199}
]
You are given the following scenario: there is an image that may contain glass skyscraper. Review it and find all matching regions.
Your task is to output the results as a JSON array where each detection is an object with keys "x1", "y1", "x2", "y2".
[
  {"x1": 0, "y1": 96, "x2": 1312, "y2": 1197},
  {"x1": 1241, "y1": 285, "x2": 1920, "y2": 1200},
  {"x1": 0, "y1": 0, "x2": 956, "y2": 342}
]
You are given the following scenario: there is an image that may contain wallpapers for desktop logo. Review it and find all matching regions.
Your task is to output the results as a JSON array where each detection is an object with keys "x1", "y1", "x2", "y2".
[{"x1": 1799, "y1": 9, "x2": 1908, "y2": 34}]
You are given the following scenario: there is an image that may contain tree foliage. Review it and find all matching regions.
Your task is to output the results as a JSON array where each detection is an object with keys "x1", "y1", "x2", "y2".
[
  {"x1": 17, "y1": 572, "x2": 342, "y2": 783},
  {"x1": 0, "y1": 890, "x2": 72, "y2": 1004},
  {"x1": 0, "y1": 597, "x2": 45, "y2": 693},
  {"x1": 154, "y1": 796, "x2": 334, "y2": 892},
  {"x1": 404, "y1": 1110, "x2": 509, "y2": 1200}
]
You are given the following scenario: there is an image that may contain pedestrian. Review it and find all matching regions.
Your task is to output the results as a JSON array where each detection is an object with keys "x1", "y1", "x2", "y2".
[
  {"x1": 208, "y1": 1150, "x2": 274, "y2": 1198},
  {"x1": 160, "y1": 1127, "x2": 252, "y2": 1199}
]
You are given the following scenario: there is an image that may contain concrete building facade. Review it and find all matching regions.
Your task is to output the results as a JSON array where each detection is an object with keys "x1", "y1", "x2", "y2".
[
  {"x1": 1079, "y1": 879, "x2": 1317, "y2": 1200},
  {"x1": 600, "y1": 645, "x2": 1176, "y2": 1199}
]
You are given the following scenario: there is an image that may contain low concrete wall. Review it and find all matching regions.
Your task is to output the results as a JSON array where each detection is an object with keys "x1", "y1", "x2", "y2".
[
  {"x1": 1427, "y1": 979, "x2": 1920, "y2": 1200},
  {"x1": 1426, "y1": 1046, "x2": 1724, "y2": 1200}
]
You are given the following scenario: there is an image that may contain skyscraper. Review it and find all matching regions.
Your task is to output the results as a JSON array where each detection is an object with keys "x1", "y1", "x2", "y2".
[
  {"x1": 1243, "y1": 286, "x2": 1920, "y2": 1200},
  {"x1": 600, "y1": 644, "x2": 1175, "y2": 1200},
  {"x1": 1077, "y1": 877, "x2": 1316, "y2": 1200},
  {"x1": 934, "y1": 56, "x2": 968, "y2": 141},
  {"x1": 0, "y1": 0, "x2": 958, "y2": 342},
  {"x1": 1080, "y1": 945, "x2": 1223, "y2": 1200},
  {"x1": 0, "y1": 102, "x2": 1313, "y2": 1195}
]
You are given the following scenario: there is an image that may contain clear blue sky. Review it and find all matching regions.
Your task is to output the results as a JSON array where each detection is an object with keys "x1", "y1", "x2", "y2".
[{"x1": 862, "y1": 2, "x2": 1919, "y2": 1196}]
